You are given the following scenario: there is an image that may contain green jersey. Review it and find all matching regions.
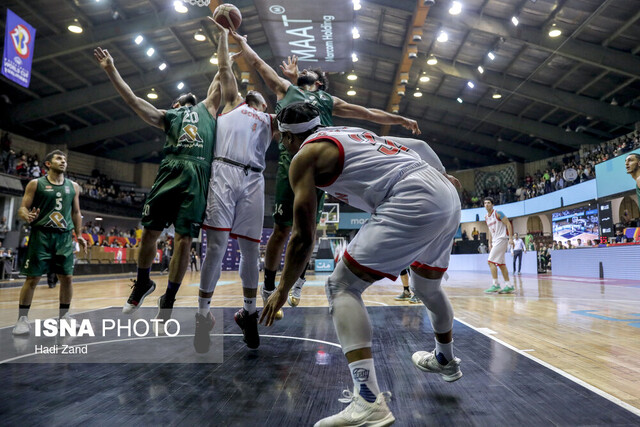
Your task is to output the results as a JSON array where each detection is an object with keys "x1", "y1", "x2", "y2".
[
  {"x1": 276, "y1": 85, "x2": 334, "y2": 126},
  {"x1": 636, "y1": 183, "x2": 640, "y2": 208},
  {"x1": 163, "y1": 102, "x2": 216, "y2": 164},
  {"x1": 30, "y1": 176, "x2": 75, "y2": 233}
]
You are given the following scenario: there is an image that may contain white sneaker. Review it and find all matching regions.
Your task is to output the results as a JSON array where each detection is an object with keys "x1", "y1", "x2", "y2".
[
  {"x1": 12, "y1": 316, "x2": 30, "y2": 336},
  {"x1": 260, "y1": 284, "x2": 283, "y2": 320},
  {"x1": 412, "y1": 349, "x2": 462, "y2": 382},
  {"x1": 287, "y1": 278, "x2": 306, "y2": 307},
  {"x1": 314, "y1": 391, "x2": 395, "y2": 427}
]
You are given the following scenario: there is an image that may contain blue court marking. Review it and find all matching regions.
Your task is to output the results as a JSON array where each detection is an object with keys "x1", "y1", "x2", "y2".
[{"x1": 572, "y1": 310, "x2": 640, "y2": 328}]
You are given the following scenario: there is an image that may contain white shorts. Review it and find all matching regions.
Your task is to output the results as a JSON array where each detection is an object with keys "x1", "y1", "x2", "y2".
[
  {"x1": 343, "y1": 165, "x2": 461, "y2": 280},
  {"x1": 488, "y1": 238, "x2": 508, "y2": 266},
  {"x1": 202, "y1": 161, "x2": 264, "y2": 242}
]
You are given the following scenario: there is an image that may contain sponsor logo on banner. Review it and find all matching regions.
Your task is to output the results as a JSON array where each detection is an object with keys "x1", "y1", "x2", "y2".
[
  {"x1": 474, "y1": 163, "x2": 517, "y2": 197},
  {"x1": 254, "y1": 0, "x2": 353, "y2": 71},
  {"x1": 315, "y1": 258, "x2": 334, "y2": 272},
  {"x1": 2, "y1": 9, "x2": 36, "y2": 88}
]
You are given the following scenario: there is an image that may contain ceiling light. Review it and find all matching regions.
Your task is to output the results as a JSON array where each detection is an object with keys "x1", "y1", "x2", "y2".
[
  {"x1": 419, "y1": 73, "x2": 430, "y2": 82},
  {"x1": 352, "y1": 52, "x2": 359, "y2": 62},
  {"x1": 391, "y1": 104, "x2": 400, "y2": 114},
  {"x1": 437, "y1": 31, "x2": 448, "y2": 43},
  {"x1": 400, "y1": 73, "x2": 409, "y2": 84},
  {"x1": 194, "y1": 30, "x2": 206, "y2": 42},
  {"x1": 449, "y1": 1, "x2": 462, "y2": 15},
  {"x1": 95, "y1": 217, "x2": 103, "y2": 221},
  {"x1": 487, "y1": 51, "x2": 495, "y2": 60},
  {"x1": 427, "y1": 55, "x2": 438, "y2": 65},
  {"x1": 413, "y1": 89, "x2": 423, "y2": 98},
  {"x1": 397, "y1": 85, "x2": 405, "y2": 96},
  {"x1": 174, "y1": 1, "x2": 188, "y2": 13},
  {"x1": 67, "y1": 19, "x2": 83, "y2": 34},
  {"x1": 467, "y1": 81, "x2": 475, "y2": 89},
  {"x1": 177, "y1": 82, "x2": 185, "y2": 90},
  {"x1": 511, "y1": 16, "x2": 519, "y2": 26},
  {"x1": 159, "y1": 62, "x2": 167, "y2": 71},
  {"x1": 353, "y1": 0, "x2": 361, "y2": 10},
  {"x1": 352, "y1": 28, "x2": 360, "y2": 39},
  {"x1": 548, "y1": 24, "x2": 562, "y2": 37},
  {"x1": 477, "y1": 65, "x2": 484, "y2": 74},
  {"x1": 147, "y1": 88, "x2": 158, "y2": 100},
  {"x1": 347, "y1": 87, "x2": 357, "y2": 96},
  {"x1": 146, "y1": 47, "x2": 155, "y2": 57},
  {"x1": 347, "y1": 73, "x2": 357, "y2": 81},
  {"x1": 457, "y1": 97, "x2": 463, "y2": 103},
  {"x1": 492, "y1": 90, "x2": 502, "y2": 99},
  {"x1": 210, "y1": 54, "x2": 218, "y2": 65},
  {"x1": 134, "y1": 35, "x2": 144, "y2": 45}
]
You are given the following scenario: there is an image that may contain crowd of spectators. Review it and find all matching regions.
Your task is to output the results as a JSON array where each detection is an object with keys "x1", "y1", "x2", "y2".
[
  {"x1": 0, "y1": 132, "x2": 143, "y2": 206},
  {"x1": 461, "y1": 131, "x2": 640, "y2": 209},
  {"x1": 81, "y1": 221, "x2": 142, "y2": 248}
]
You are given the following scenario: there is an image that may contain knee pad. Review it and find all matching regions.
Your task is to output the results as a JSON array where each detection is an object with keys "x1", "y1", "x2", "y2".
[
  {"x1": 325, "y1": 261, "x2": 371, "y2": 313},
  {"x1": 411, "y1": 274, "x2": 454, "y2": 334}
]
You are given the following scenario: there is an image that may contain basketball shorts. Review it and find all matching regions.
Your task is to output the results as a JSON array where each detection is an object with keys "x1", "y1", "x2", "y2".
[
  {"x1": 343, "y1": 164, "x2": 461, "y2": 281},
  {"x1": 21, "y1": 229, "x2": 74, "y2": 277},
  {"x1": 203, "y1": 161, "x2": 264, "y2": 242},
  {"x1": 488, "y1": 238, "x2": 509, "y2": 266},
  {"x1": 273, "y1": 145, "x2": 325, "y2": 227},
  {"x1": 141, "y1": 157, "x2": 210, "y2": 238}
]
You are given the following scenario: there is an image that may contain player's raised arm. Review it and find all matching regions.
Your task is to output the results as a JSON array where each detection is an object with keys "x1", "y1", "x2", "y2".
[
  {"x1": 210, "y1": 18, "x2": 243, "y2": 113},
  {"x1": 229, "y1": 30, "x2": 290, "y2": 99},
  {"x1": 94, "y1": 47, "x2": 166, "y2": 130},
  {"x1": 332, "y1": 97, "x2": 420, "y2": 135}
]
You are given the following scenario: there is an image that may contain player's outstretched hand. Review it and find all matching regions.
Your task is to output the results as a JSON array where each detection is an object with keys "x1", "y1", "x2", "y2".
[
  {"x1": 26, "y1": 207, "x2": 40, "y2": 223},
  {"x1": 402, "y1": 118, "x2": 421, "y2": 135},
  {"x1": 94, "y1": 47, "x2": 114, "y2": 70},
  {"x1": 280, "y1": 55, "x2": 299, "y2": 81},
  {"x1": 208, "y1": 16, "x2": 229, "y2": 35},
  {"x1": 229, "y1": 30, "x2": 248, "y2": 46},
  {"x1": 260, "y1": 288, "x2": 287, "y2": 327}
]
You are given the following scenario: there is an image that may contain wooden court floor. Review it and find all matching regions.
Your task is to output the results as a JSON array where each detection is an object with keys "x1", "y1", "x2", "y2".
[{"x1": 1, "y1": 269, "x2": 639, "y2": 421}]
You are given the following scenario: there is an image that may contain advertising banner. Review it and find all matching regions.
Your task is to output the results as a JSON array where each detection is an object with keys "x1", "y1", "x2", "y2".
[{"x1": 2, "y1": 9, "x2": 36, "y2": 88}]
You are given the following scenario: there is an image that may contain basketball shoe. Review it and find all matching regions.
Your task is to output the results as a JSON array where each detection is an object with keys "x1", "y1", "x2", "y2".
[
  {"x1": 287, "y1": 278, "x2": 305, "y2": 307},
  {"x1": 314, "y1": 390, "x2": 395, "y2": 427},
  {"x1": 498, "y1": 285, "x2": 515, "y2": 294},
  {"x1": 412, "y1": 349, "x2": 462, "y2": 382},
  {"x1": 484, "y1": 284, "x2": 501, "y2": 293},
  {"x1": 193, "y1": 311, "x2": 215, "y2": 354},
  {"x1": 123, "y1": 279, "x2": 156, "y2": 314},
  {"x1": 234, "y1": 308, "x2": 259, "y2": 349},
  {"x1": 12, "y1": 316, "x2": 30, "y2": 336},
  {"x1": 394, "y1": 290, "x2": 412, "y2": 301},
  {"x1": 260, "y1": 284, "x2": 283, "y2": 320},
  {"x1": 153, "y1": 294, "x2": 175, "y2": 335}
]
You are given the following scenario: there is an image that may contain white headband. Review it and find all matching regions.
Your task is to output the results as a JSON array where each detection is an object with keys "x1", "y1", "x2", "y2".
[{"x1": 278, "y1": 116, "x2": 321, "y2": 134}]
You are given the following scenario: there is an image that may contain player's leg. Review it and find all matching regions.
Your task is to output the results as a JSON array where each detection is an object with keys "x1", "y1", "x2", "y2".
[
  {"x1": 235, "y1": 238, "x2": 261, "y2": 349},
  {"x1": 395, "y1": 268, "x2": 412, "y2": 301},
  {"x1": 12, "y1": 276, "x2": 41, "y2": 335},
  {"x1": 155, "y1": 232, "x2": 192, "y2": 327},
  {"x1": 123, "y1": 227, "x2": 161, "y2": 313},
  {"x1": 14, "y1": 229, "x2": 48, "y2": 335},
  {"x1": 498, "y1": 263, "x2": 514, "y2": 294}
]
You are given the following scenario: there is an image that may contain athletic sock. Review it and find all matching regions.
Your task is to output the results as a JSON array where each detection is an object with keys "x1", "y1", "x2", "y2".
[
  {"x1": 264, "y1": 268, "x2": 276, "y2": 292},
  {"x1": 59, "y1": 303, "x2": 70, "y2": 318},
  {"x1": 165, "y1": 281, "x2": 181, "y2": 300},
  {"x1": 18, "y1": 304, "x2": 30, "y2": 319},
  {"x1": 348, "y1": 358, "x2": 380, "y2": 403},
  {"x1": 198, "y1": 296, "x2": 211, "y2": 316},
  {"x1": 299, "y1": 269, "x2": 306, "y2": 280},
  {"x1": 403, "y1": 286, "x2": 410, "y2": 292},
  {"x1": 435, "y1": 338, "x2": 454, "y2": 365},
  {"x1": 504, "y1": 281, "x2": 511, "y2": 288},
  {"x1": 243, "y1": 296, "x2": 257, "y2": 315},
  {"x1": 492, "y1": 278, "x2": 499, "y2": 286},
  {"x1": 137, "y1": 267, "x2": 151, "y2": 284}
]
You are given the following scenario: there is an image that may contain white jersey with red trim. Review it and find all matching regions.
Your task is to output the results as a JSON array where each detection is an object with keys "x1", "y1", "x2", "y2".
[
  {"x1": 485, "y1": 209, "x2": 508, "y2": 241},
  {"x1": 301, "y1": 127, "x2": 424, "y2": 213},
  {"x1": 216, "y1": 102, "x2": 272, "y2": 170}
]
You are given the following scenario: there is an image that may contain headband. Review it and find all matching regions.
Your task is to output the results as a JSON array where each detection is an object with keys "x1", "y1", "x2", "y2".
[{"x1": 278, "y1": 116, "x2": 321, "y2": 134}]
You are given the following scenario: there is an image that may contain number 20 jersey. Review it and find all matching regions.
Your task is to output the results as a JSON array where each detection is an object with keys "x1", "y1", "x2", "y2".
[{"x1": 300, "y1": 127, "x2": 426, "y2": 213}]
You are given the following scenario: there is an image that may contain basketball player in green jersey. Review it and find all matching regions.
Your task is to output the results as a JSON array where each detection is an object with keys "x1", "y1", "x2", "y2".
[
  {"x1": 625, "y1": 153, "x2": 640, "y2": 207},
  {"x1": 230, "y1": 32, "x2": 420, "y2": 308},
  {"x1": 12, "y1": 150, "x2": 87, "y2": 335},
  {"x1": 94, "y1": 47, "x2": 220, "y2": 328}
]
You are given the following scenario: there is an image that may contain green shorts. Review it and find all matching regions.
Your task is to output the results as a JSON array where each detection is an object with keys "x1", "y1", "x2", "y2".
[
  {"x1": 21, "y1": 229, "x2": 74, "y2": 277},
  {"x1": 141, "y1": 156, "x2": 211, "y2": 237},
  {"x1": 273, "y1": 145, "x2": 325, "y2": 227}
]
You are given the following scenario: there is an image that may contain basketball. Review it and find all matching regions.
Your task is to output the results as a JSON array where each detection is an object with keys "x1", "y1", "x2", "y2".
[{"x1": 213, "y1": 3, "x2": 242, "y2": 31}]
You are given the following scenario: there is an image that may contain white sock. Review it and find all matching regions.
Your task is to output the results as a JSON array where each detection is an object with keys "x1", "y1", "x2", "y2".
[
  {"x1": 504, "y1": 281, "x2": 511, "y2": 287},
  {"x1": 198, "y1": 296, "x2": 211, "y2": 316},
  {"x1": 244, "y1": 297, "x2": 257, "y2": 314},
  {"x1": 492, "y1": 278, "x2": 499, "y2": 285},
  {"x1": 435, "y1": 338, "x2": 454, "y2": 363},
  {"x1": 294, "y1": 278, "x2": 305, "y2": 289},
  {"x1": 348, "y1": 358, "x2": 380, "y2": 403}
]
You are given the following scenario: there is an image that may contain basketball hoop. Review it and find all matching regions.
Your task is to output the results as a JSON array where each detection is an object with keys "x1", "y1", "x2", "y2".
[{"x1": 182, "y1": 0, "x2": 210, "y2": 7}]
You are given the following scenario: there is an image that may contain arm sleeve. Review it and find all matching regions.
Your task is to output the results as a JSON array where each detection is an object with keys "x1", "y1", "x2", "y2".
[{"x1": 388, "y1": 137, "x2": 445, "y2": 174}]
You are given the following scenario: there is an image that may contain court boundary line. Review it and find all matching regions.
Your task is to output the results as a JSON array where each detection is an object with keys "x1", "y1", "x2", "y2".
[{"x1": 455, "y1": 317, "x2": 640, "y2": 417}]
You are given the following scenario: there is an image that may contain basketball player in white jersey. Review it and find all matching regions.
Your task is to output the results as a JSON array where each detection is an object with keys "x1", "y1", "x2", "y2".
[
  {"x1": 261, "y1": 103, "x2": 462, "y2": 426},
  {"x1": 483, "y1": 197, "x2": 515, "y2": 294},
  {"x1": 194, "y1": 20, "x2": 276, "y2": 352}
]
